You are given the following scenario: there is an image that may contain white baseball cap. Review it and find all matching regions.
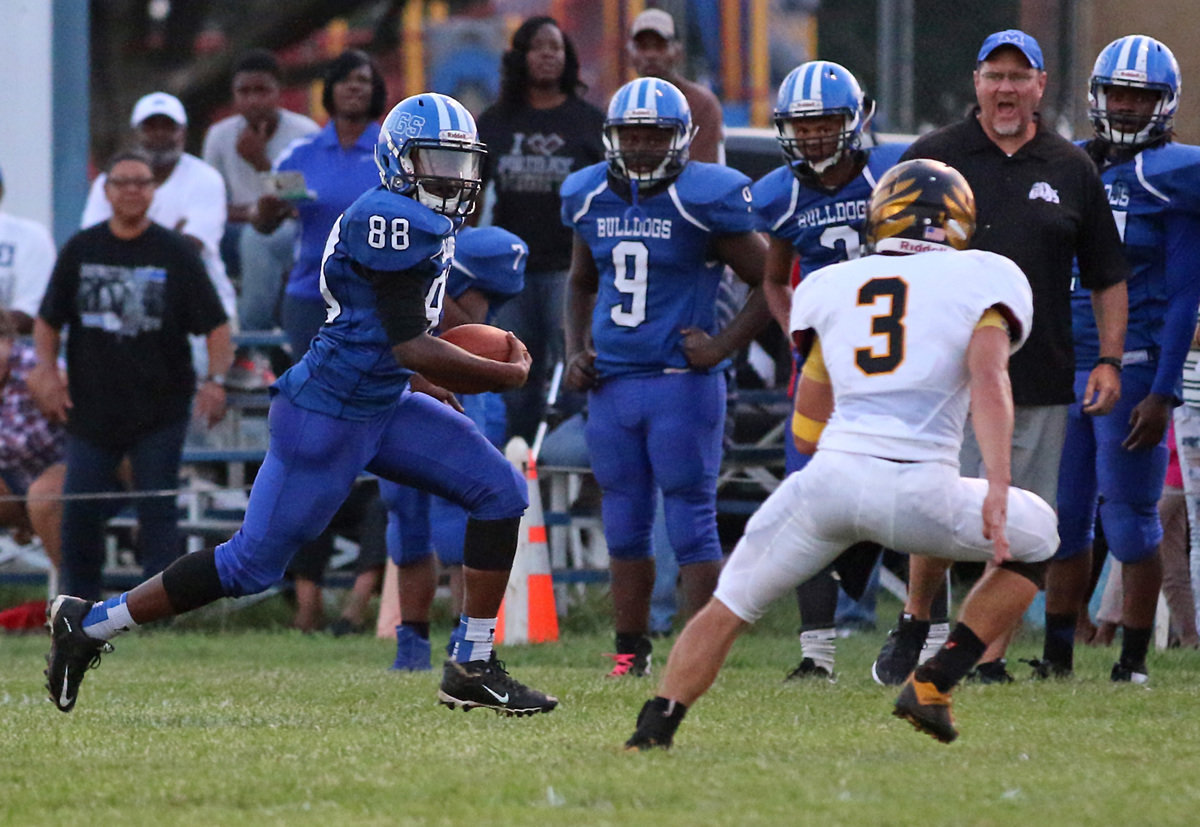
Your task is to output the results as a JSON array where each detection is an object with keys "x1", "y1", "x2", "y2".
[
  {"x1": 630, "y1": 8, "x2": 675, "y2": 40},
  {"x1": 130, "y1": 92, "x2": 188, "y2": 127}
]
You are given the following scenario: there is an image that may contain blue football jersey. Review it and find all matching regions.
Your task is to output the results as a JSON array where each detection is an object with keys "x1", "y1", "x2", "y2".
[
  {"x1": 753, "y1": 143, "x2": 907, "y2": 281},
  {"x1": 274, "y1": 186, "x2": 456, "y2": 419},
  {"x1": 1071, "y1": 142, "x2": 1200, "y2": 370},
  {"x1": 560, "y1": 161, "x2": 762, "y2": 377},
  {"x1": 446, "y1": 225, "x2": 526, "y2": 324}
]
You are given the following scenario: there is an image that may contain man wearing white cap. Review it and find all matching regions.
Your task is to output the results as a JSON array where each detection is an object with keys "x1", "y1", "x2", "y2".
[
  {"x1": 628, "y1": 8, "x2": 724, "y2": 164},
  {"x1": 81, "y1": 92, "x2": 237, "y2": 334}
]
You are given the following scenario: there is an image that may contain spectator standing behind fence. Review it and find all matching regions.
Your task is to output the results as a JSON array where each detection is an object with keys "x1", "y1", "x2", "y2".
[
  {"x1": 0, "y1": 309, "x2": 65, "y2": 577},
  {"x1": 627, "y1": 8, "x2": 724, "y2": 164},
  {"x1": 474, "y1": 16, "x2": 605, "y2": 441},
  {"x1": 870, "y1": 29, "x2": 1129, "y2": 686},
  {"x1": 251, "y1": 49, "x2": 388, "y2": 632},
  {"x1": 201, "y1": 49, "x2": 319, "y2": 337},
  {"x1": 0, "y1": 166, "x2": 56, "y2": 334},
  {"x1": 82, "y1": 93, "x2": 238, "y2": 340},
  {"x1": 30, "y1": 152, "x2": 233, "y2": 601},
  {"x1": 253, "y1": 49, "x2": 386, "y2": 360}
]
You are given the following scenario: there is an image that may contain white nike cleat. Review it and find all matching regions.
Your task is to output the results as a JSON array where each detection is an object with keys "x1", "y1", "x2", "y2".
[{"x1": 437, "y1": 655, "x2": 558, "y2": 716}]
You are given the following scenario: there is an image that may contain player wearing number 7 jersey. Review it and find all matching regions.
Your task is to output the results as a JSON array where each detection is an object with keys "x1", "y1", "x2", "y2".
[
  {"x1": 625, "y1": 159, "x2": 1058, "y2": 749},
  {"x1": 562, "y1": 77, "x2": 769, "y2": 676},
  {"x1": 44, "y1": 93, "x2": 560, "y2": 718}
]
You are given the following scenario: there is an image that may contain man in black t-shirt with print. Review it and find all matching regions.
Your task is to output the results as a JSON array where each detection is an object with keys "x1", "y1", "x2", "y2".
[
  {"x1": 870, "y1": 30, "x2": 1129, "y2": 686},
  {"x1": 30, "y1": 151, "x2": 232, "y2": 600},
  {"x1": 473, "y1": 16, "x2": 605, "y2": 441}
]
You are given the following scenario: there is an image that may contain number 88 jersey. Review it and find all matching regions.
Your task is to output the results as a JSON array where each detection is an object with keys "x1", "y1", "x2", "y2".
[
  {"x1": 790, "y1": 248, "x2": 1032, "y2": 465},
  {"x1": 275, "y1": 186, "x2": 456, "y2": 419},
  {"x1": 560, "y1": 161, "x2": 762, "y2": 378}
]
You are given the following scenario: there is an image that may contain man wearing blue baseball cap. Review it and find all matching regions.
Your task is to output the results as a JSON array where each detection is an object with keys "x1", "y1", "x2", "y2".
[{"x1": 870, "y1": 28, "x2": 1130, "y2": 688}]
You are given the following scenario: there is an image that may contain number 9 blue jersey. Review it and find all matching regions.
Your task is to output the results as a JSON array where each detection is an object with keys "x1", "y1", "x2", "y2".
[
  {"x1": 560, "y1": 161, "x2": 762, "y2": 377},
  {"x1": 275, "y1": 185, "x2": 456, "y2": 419}
]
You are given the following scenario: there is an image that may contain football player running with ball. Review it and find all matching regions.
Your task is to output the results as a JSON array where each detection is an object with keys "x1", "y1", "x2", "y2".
[
  {"x1": 625, "y1": 160, "x2": 1058, "y2": 749},
  {"x1": 45, "y1": 93, "x2": 559, "y2": 717},
  {"x1": 753, "y1": 60, "x2": 907, "y2": 681},
  {"x1": 562, "y1": 77, "x2": 769, "y2": 678}
]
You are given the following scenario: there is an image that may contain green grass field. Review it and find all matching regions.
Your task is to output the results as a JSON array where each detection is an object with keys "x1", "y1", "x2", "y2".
[{"x1": 4, "y1": 586, "x2": 1200, "y2": 826}]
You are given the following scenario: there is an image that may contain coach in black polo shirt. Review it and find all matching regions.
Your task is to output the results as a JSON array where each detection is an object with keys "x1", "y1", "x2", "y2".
[{"x1": 871, "y1": 29, "x2": 1129, "y2": 686}]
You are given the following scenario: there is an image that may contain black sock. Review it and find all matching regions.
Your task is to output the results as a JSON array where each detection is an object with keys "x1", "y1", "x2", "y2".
[
  {"x1": 1120, "y1": 625, "x2": 1152, "y2": 668},
  {"x1": 617, "y1": 632, "x2": 652, "y2": 656},
  {"x1": 402, "y1": 620, "x2": 430, "y2": 640},
  {"x1": 635, "y1": 696, "x2": 687, "y2": 741},
  {"x1": 1043, "y1": 612, "x2": 1077, "y2": 670},
  {"x1": 915, "y1": 622, "x2": 986, "y2": 692}
]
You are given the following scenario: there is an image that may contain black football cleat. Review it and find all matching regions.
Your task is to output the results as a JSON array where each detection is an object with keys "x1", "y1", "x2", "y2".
[
  {"x1": 893, "y1": 675, "x2": 958, "y2": 744},
  {"x1": 1110, "y1": 659, "x2": 1149, "y2": 685},
  {"x1": 624, "y1": 698, "x2": 686, "y2": 751},
  {"x1": 784, "y1": 657, "x2": 835, "y2": 683},
  {"x1": 872, "y1": 612, "x2": 930, "y2": 686},
  {"x1": 1021, "y1": 657, "x2": 1072, "y2": 681},
  {"x1": 437, "y1": 655, "x2": 558, "y2": 716},
  {"x1": 45, "y1": 595, "x2": 113, "y2": 713}
]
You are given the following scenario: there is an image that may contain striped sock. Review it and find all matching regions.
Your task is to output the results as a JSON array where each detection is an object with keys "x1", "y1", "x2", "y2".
[
  {"x1": 81, "y1": 593, "x2": 138, "y2": 641},
  {"x1": 450, "y1": 614, "x2": 496, "y2": 664}
]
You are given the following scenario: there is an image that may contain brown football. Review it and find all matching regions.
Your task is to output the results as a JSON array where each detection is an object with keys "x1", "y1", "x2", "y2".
[{"x1": 439, "y1": 323, "x2": 514, "y2": 361}]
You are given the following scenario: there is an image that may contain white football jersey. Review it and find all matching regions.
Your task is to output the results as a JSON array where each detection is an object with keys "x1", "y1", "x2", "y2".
[{"x1": 790, "y1": 248, "x2": 1033, "y2": 465}]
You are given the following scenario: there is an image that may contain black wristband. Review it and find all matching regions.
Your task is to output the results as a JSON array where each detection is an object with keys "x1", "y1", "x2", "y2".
[{"x1": 1095, "y1": 356, "x2": 1122, "y2": 371}]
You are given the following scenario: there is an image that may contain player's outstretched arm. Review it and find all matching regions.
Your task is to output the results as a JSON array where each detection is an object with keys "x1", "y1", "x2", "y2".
[
  {"x1": 564, "y1": 234, "x2": 599, "y2": 391},
  {"x1": 966, "y1": 322, "x2": 1015, "y2": 562}
]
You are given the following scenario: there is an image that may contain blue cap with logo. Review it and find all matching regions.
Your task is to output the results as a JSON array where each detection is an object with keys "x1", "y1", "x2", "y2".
[{"x1": 977, "y1": 29, "x2": 1044, "y2": 71}]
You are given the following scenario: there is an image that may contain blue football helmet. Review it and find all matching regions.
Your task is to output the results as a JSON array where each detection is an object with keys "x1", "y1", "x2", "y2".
[
  {"x1": 452, "y1": 226, "x2": 528, "y2": 283},
  {"x1": 376, "y1": 93, "x2": 487, "y2": 216},
  {"x1": 603, "y1": 78, "x2": 696, "y2": 185},
  {"x1": 773, "y1": 61, "x2": 872, "y2": 176},
  {"x1": 1089, "y1": 35, "x2": 1180, "y2": 148}
]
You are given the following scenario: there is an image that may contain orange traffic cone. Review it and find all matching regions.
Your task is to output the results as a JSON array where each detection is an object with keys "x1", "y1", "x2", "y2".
[{"x1": 497, "y1": 437, "x2": 559, "y2": 644}]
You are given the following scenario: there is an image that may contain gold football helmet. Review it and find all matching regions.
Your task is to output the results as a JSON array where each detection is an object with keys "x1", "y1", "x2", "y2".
[{"x1": 865, "y1": 159, "x2": 976, "y2": 253}]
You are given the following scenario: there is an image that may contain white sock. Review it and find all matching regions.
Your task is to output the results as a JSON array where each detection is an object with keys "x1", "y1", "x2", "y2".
[
  {"x1": 800, "y1": 628, "x2": 836, "y2": 672},
  {"x1": 81, "y1": 594, "x2": 138, "y2": 641},
  {"x1": 460, "y1": 616, "x2": 497, "y2": 663},
  {"x1": 918, "y1": 622, "x2": 950, "y2": 665}
]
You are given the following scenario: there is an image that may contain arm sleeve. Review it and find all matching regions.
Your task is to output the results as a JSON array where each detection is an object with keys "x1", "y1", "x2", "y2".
[
  {"x1": 1076, "y1": 164, "x2": 1130, "y2": 291},
  {"x1": 365, "y1": 266, "x2": 434, "y2": 345},
  {"x1": 184, "y1": 166, "x2": 230, "y2": 255},
  {"x1": 1153, "y1": 209, "x2": 1200, "y2": 399}
]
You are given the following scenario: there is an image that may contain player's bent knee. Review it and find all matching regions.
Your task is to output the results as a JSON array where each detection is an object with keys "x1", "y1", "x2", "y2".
[
  {"x1": 465, "y1": 465, "x2": 528, "y2": 522},
  {"x1": 213, "y1": 536, "x2": 290, "y2": 597},
  {"x1": 1102, "y1": 502, "x2": 1162, "y2": 564},
  {"x1": 390, "y1": 545, "x2": 435, "y2": 567},
  {"x1": 674, "y1": 541, "x2": 723, "y2": 566},
  {"x1": 999, "y1": 559, "x2": 1046, "y2": 589}
]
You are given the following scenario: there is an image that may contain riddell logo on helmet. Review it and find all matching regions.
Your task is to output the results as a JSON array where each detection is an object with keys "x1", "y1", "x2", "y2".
[
  {"x1": 1112, "y1": 69, "x2": 1148, "y2": 83},
  {"x1": 789, "y1": 100, "x2": 823, "y2": 113},
  {"x1": 896, "y1": 239, "x2": 946, "y2": 253},
  {"x1": 439, "y1": 129, "x2": 472, "y2": 142}
]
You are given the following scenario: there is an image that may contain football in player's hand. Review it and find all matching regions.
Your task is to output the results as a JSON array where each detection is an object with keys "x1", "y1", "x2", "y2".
[{"x1": 440, "y1": 323, "x2": 519, "y2": 361}]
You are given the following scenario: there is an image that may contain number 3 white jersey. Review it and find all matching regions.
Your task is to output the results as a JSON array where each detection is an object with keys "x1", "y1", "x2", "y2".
[{"x1": 790, "y1": 248, "x2": 1033, "y2": 465}]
